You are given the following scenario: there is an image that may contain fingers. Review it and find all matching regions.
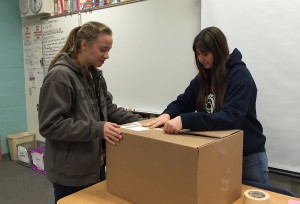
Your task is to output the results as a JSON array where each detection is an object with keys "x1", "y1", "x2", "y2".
[
  {"x1": 108, "y1": 128, "x2": 122, "y2": 141},
  {"x1": 109, "y1": 128, "x2": 122, "y2": 139},
  {"x1": 163, "y1": 123, "x2": 179, "y2": 134},
  {"x1": 105, "y1": 136, "x2": 116, "y2": 146},
  {"x1": 147, "y1": 120, "x2": 160, "y2": 128},
  {"x1": 143, "y1": 120, "x2": 162, "y2": 128},
  {"x1": 150, "y1": 120, "x2": 164, "y2": 129},
  {"x1": 163, "y1": 116, "x2": 182, "y2": 134},
  {"x1": 111, "y1": 123, "x2": 120, "y2": 128},
  {"x1": 143, "y1": 114, "x2": 170, "y2": 128},
  {"x1": 110, "y1": 125, "x2": 121, "y2": 135},
  {"x1": 163, "y1": 125, "x2": 175, "y2": 134},
  {"x1": 104, "y1": 123, "x2": 122, "y2": 146},
  {"x1": 104, "y1": 131, "x2": 121, "y2": 146},
  {"x1": 142, "y1": 120, "x2": 156, "y2": 127},
  {"x1": 144, "y1": 120, "x2": 165, "y2": 129}
]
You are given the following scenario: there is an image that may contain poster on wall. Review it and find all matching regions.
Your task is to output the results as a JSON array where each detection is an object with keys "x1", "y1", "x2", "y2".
[
  {"x1": 23, "y1": 23, "x2": 43, "y2": 70},
  {"x1": 28, "y1": 69, "x2": 44, "y2": 89},
  {"x1": 23, "y1": 23, "x2": 45, "y2": 90}
]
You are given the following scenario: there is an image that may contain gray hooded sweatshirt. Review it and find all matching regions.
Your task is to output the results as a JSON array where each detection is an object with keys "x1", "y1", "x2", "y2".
[{"x1": 38, "y1": 53, "x2": 142, "y2": 186}]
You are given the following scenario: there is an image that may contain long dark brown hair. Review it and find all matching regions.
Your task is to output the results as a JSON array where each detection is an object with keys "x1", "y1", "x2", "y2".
[
  {"x1": 193, "y1": 27, "x2": 229, "y2": 112},
  {"x1": 48, "y1": 21, "x2": 112, "y2": 71}
]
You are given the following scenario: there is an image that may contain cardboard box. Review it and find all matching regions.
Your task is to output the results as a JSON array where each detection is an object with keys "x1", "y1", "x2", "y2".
[{"x1": 106, "y1": 120, "x2": 243, "y2": 204}]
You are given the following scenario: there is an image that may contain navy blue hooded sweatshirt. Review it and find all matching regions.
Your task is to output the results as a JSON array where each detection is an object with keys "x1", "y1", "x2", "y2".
[{"x1": 163, "y1": 48, "x2": 266, "y2": 156}]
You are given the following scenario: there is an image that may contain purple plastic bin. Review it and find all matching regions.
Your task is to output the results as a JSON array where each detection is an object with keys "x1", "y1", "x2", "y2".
[{"x1": 30, "y1": 147, "x2": 46, "y2": 175}]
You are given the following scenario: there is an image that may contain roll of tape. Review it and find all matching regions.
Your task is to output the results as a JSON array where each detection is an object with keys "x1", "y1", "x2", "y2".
[{"x1": 244, "y1": 189, "x2": 270, "y2": 204}]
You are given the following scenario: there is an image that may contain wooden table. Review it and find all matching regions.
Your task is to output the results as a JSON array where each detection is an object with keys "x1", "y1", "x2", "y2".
[
  {"x1": 58, "y1": 181, "x2": 300, "y2": 204},
  {"x1": 58, "y1": 181, "x2": 131, "y2": 204},
  {"x1": 234, "y1": 185, "x2": 300, "y2": 204}
]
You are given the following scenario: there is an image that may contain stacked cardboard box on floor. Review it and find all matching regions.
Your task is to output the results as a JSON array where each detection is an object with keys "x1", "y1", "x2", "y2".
[{"x1": 106, "y1": 119, "x2": 243, "y2": 204}]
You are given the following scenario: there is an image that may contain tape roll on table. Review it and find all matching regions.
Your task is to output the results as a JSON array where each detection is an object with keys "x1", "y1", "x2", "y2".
[{"x1": 244, "y1": 189, "x2": 270, "y2": 204}]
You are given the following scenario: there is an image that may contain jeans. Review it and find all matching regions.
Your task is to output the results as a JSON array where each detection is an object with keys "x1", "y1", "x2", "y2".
[
  {"x1": 53, "y1": 165, "x2": 106, "y2": 204},
  {"x1": 242, "y1": 151, "x2": 269, "y2": 184}
]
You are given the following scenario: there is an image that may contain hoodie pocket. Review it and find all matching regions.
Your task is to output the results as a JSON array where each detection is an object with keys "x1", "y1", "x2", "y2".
[
  {"x1": 64, "y1": 140, "x2": 100, "y2": 177},
  {"x1": 45, "y1": 142, "x2": 57, "y2": 168},
  {"x1": 66, "y1": 143, "x2": 74, "y2": 164}
]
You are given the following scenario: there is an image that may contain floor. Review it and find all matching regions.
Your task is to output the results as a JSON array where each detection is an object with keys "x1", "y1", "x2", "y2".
[
  {"x1": 0, "y1": 159, "x2": 299, "y2": 204},
  {"x1": 0, "y1": 159, "x2": 54, "y2": 204}
]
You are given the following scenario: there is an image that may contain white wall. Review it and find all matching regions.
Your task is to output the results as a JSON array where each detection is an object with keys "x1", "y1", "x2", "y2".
[
  {"x1": 201, "y1": 0, "x2": 300, "y2": 173},
  {"x1": 24, "y1": 0, "x2": 201, "y2": 139},
  {"x1": 22, "y1": 18, "x2": 44, "y2": 141},
  {"x1": 85, "y1": 0, "x2": 200, "y2": 113}
]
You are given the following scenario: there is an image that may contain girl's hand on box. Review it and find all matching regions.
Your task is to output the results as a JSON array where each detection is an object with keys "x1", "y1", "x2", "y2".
[
  {"x1": 163, "y1": 116, "x2": 183, "y2": 134},
  {"x1": 104, "y1": 122, "x2": 122, "y2": 146},
  {"x1": 143, "y1": 114, "x2": 171, "y2": 128}
]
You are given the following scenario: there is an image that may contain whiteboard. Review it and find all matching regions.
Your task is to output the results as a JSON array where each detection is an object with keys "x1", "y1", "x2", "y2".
[
  {"x1": 42, "y1": 17, "x2": 75, "y2": 70},
  {"x1": 42, "y1": 0, "x2": 200, "y2": 114},
  {"x1": 201, "y1": 0, "x2": 300, "y2": 173}
]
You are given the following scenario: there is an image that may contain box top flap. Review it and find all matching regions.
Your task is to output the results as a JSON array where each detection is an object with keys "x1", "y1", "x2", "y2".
[
  {"x1": 179, "y1": 129, "x2": 241, "y2": 138},
  {"x1": 133, "y1": 118, "x2": 241, "y2": 138},
  {"x1": 120, "y1": 127, "x2": 217, "y2": 148},
  {"x1": 119, "y1": 119, "x2": 242, "y2": 148}
]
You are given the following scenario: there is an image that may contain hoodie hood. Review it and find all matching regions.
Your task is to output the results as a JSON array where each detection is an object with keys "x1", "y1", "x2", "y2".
[
  {"x1": 226, "y1": 48, "x2": 246, "y2": 70},
  {"x1": 54, "y1": 53, "x2": 100, "y2": 76},
  {"x1": 54, "y1": 53, "x2": 83, "y2": 74}
]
